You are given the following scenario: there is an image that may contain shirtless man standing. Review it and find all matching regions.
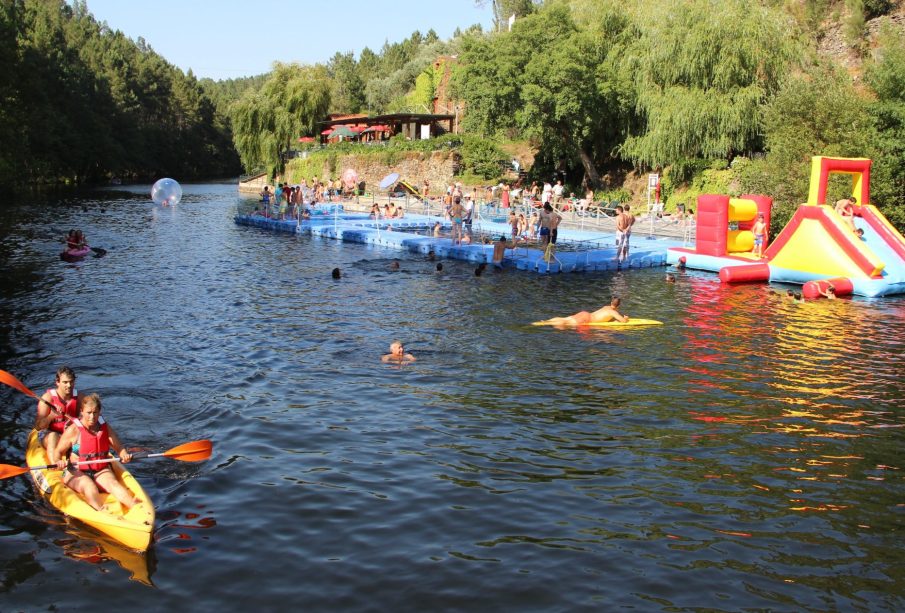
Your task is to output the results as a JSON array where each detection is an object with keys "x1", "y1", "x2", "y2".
[
  {"x1": 449, "y1": 197, "x2": 465, "y2": 245},
  {"x1": 614, "y1": 206, "x2": 628, "y2": 260},
  {"x1": 620, "y1": 205, "x2": 636, "y2": 262},
  {"x1": 539, "y1": 203, "x2": 560, "y2": 248},
  {"x1": 541, "y1": 297, "x2": 629, "y2": 326},
  {"x1": 834, "y1": 196, "x2": 857, "y2": 231}
]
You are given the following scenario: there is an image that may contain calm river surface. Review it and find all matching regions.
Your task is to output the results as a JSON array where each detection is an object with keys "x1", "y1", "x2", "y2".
[{"x1": 2, "y1": 183, "x2": 905, "y2": 611}]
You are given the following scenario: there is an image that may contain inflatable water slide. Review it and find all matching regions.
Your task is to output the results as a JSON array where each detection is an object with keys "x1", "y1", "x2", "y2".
[{"x1": 667, "y1": 156, "x2": 905, "y2": 297}]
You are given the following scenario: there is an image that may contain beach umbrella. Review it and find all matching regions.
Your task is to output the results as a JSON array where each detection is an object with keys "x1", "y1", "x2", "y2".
[
  {"x1": 342, "y1": 168, "x2": 359, "y2": 190},
  {"x1": 379, "y1": 172, "x2": 400, "y2": 191},
  {"x1": 329, "y1": 125, "x2": 356, "y2": 138}
]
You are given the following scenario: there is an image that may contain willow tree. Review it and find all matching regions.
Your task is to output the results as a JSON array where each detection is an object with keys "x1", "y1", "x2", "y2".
[
  {"x1": 621, "y1": 0, "x2": 799, "y2": 176},
  {"x1": 231, "y1": 62, "x2": 331, "y2": 176}
]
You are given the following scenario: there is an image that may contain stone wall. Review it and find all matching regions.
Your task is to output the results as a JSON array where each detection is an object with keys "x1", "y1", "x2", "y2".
[{"x1": 285, "y1": 150, "x2": 459, "y2": 195}]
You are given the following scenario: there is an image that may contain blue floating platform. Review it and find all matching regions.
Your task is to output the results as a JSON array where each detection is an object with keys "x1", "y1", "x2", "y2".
[{"x1": 235, "y1": 209, "x2": 680, "y2": 275}]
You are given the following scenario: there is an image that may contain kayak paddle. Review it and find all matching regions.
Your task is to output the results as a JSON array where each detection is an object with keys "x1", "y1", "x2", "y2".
[{"x1": 0, "y1": 439, "x2": 213, "y2": 480}]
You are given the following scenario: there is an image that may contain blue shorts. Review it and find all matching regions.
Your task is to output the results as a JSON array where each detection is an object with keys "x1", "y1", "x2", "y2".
[
  {"x1": 540, "y1": 227, "x2": 550, "y2": 237},
  {"x1": 754, "y1": 235, "x2": 764, "y2": 246}
]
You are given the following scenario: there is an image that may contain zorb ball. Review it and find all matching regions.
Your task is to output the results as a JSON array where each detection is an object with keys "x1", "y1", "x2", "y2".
[{"x1": 151, "y1": 178, "x2": 182, "y2": 206}]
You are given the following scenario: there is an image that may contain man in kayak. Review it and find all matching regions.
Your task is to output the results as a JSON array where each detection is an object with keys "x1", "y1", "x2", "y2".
[
  {"x1": 382, "y1": 341, "x2": 416, "y2": 364},
  {"x1": 542, "y1": 297, "x2": 629, "y2": 326},
  {"x1": 50, "y1": 393, "x2": 139, "y2": 511},
  {"x1": 34, "y1": 366, "x2": 79, "y2": 455}
]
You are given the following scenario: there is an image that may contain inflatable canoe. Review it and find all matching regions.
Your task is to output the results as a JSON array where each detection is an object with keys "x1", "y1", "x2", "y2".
[
  {"x1": 60, "y1": 246, "x2": 91, "y2": 261},
  {"x1": 531, "y1": 318, "x2": 663, "y2": 328},
  {"x1": 25, "y1": 429, "x2": 155, "y2": 551}
]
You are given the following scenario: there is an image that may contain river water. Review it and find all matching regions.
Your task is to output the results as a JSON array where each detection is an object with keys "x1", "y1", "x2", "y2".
[{"x1": 1, "y1": 183, "x2": 905, "y2": 611}]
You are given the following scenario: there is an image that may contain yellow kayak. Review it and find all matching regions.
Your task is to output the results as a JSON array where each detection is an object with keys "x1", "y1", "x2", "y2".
[
  {"x1": 25, "y1": 429, "x2": 155, "y2": 551},
  {"x1": 531, "y1": 318, "x2": 663, "y2": 327}
]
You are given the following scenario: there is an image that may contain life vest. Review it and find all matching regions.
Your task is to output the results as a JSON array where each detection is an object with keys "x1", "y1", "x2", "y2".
[
  {"x1": 44, "y1": 388, "x2": 78, "y2": 433},
  {"x1": 71, "y1": 416, "x2": 110, "y2": 472}
]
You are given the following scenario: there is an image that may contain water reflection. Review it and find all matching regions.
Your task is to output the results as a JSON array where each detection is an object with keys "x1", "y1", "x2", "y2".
[{"x1": 1, "y1": 186, "x2": 905, "y2": 610}]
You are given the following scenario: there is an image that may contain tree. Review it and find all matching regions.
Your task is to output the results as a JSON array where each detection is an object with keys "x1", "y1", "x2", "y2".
[
  {"x1": 736, "y1": 64, "x2": 875, "y2": 234},
  {"x1": 864, "y1": 23, "x2": 905, "y2": 229},
  {"x1": 475, "y1": 0, "x2": 540, "y2": 31},
  {"x1": 456, "y1": 2, "x2": 633, "y2": 187},
  {"x1": 327, "y1": 51, "x2": 366, "y2": 114},
  {"x1": 231, "y1": 63, "x2": 331, "y2": 177},
  {"x1": 621, "y1": 0, "x2": 798, "y2": 177}
]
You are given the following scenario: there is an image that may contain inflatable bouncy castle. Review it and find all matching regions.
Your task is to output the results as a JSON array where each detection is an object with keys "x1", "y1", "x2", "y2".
[{"x1": 667, "y1": 156, "x2": 905, "y2": 297}]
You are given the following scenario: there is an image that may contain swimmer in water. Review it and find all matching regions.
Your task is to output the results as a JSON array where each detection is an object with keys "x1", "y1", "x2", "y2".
[
  {"x1": 666, "y1": 273, "x2": 676, "y2": 283},
  {"x1": 332, "y1": 267, "x2": 341, "y2": 279},
  {"x1": 390, "y1": 261, "x2": 400, "y2": 271},
  {"x1": 381, "y1": 341, "x2": 416, "y2": 364},
  {"x1": 541, "y1": 297, "x2": 628, "y2": 326}
]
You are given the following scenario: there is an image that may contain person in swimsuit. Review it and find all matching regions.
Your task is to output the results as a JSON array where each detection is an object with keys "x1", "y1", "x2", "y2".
[
  {"x1": 751, "y1": 212, "x2": 768, "y2": 258},
  {"x1": 819, "y1": 285, "x2": 836, "y2": 300},
  {"x1": 542, "y1": 297, "x2": 629, "y2": 326},
  {"x1": 51, "y1": 393, "x2": 139, "y2": 511},
  {"x1": 834, "y1": 197, "x2": 856, "y2": 231},
  {"x1": 381, "y1": 341, "x2": 416, "y2": 364},
  {"x1": 492, "y1": 235, "x2": 514, "y2": 270},
  {"x1": 449, "y1": 197, "x2": 464, "y2": 245}
]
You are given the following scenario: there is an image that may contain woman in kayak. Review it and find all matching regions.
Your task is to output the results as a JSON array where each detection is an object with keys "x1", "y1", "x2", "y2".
[{"x1": 51, "y1": 393, "x2": 140, "y2": 511}]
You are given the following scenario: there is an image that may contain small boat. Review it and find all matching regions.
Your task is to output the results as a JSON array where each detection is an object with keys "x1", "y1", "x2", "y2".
[
  {"x1": 25, "y1": 429, "x2": 155, "y2": 551},
  {"x1": 59, "y1": 246, "x2": 92, "y2": 261}
]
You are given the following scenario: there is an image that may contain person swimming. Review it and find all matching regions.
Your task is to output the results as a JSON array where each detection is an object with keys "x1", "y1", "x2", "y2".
[
  {"x1": 332, "y1": 268, "x2": 341, "y2": 279},
  {"x1": 381, "y1": 341, "x2": 416, "y2": 364}
]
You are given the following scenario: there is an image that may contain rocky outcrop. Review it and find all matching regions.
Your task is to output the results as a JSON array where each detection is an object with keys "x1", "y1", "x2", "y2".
[
  {"x1": 285, "y1": 150, "x2": 460, "y2": 194},
  {"x1": 817, "y1": 5, "x2": 905, "y2": 78}
]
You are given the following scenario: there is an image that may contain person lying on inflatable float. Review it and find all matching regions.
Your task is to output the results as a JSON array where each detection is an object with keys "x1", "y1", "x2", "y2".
[
  {"x1": 50, "y1": 393, "x2": 140, "y2": 511},
  {"x1": 541, "y1": 297, "x2": 629, "y2": 327}
]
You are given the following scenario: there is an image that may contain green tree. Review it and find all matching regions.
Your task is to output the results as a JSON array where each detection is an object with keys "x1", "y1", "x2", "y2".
[
  {"x1": 328, "y1": 51, "x2": 366, "y2": 114},
  {"x1": 231, "y1": 62, "x2": 331, "y2": 177},
  {"x1": 476, "y1": 0, "x2": 541, "y2": 31},
  {"x1": 456, "y1": 2, "x2": 633, "y2": 187},
  {"x1": 736, "y1": 64, "x2": 874, "y2": 234},
  {"x1": 622, "y1": 0, "x2": 798, "y2": 177},
  {"x1": 864, "y1": 23, "x2": 905, "y2": 229}
]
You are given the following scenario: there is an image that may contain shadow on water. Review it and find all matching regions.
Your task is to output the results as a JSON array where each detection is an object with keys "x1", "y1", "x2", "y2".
[{"x1": 1, "y1": 184, "x2": 905, "y2": 610}]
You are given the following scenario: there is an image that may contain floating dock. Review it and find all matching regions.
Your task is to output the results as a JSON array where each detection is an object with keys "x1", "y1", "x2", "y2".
[{"x1": 235, "y1": 206, "x2": 683, "y2": 274}]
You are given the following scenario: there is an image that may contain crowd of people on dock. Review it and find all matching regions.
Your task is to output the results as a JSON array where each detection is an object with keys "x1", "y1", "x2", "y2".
[{"x1": 257, "y1": 178, "x2": 351, "y2": 220}]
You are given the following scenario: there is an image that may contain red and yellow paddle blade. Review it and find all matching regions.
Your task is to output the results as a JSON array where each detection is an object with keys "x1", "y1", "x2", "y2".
[
  {"x1": 163, "y1": 439, "x2": 212, "y2": 462},
  {"x1": 0, "y1": 464, "x2": 32, "y2": 480},
  {"x1": 0, "y1": 370, "x2": 38, "y2": 399}
]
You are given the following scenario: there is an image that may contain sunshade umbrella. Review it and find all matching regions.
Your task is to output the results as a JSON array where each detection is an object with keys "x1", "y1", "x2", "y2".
[
  {"x1": 329, "y1": 125, "x2": 356, "y2": 138},
  {"x1": 379, "y1": 173, "x2": 400, "y2": 190}
]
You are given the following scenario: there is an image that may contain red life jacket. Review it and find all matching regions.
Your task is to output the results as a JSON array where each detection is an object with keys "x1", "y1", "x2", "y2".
[
  {"x1": 71, "y1": 417, "x2": 110, "y2": 472},
  {"x1": 44, "y1": 388, "x2": 78, "y2": 433}
]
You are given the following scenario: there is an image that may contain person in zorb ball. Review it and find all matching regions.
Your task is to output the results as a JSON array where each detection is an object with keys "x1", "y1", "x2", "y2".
[{"x1": 151, "y1": 178, "x2": 183, "y2": 207}]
